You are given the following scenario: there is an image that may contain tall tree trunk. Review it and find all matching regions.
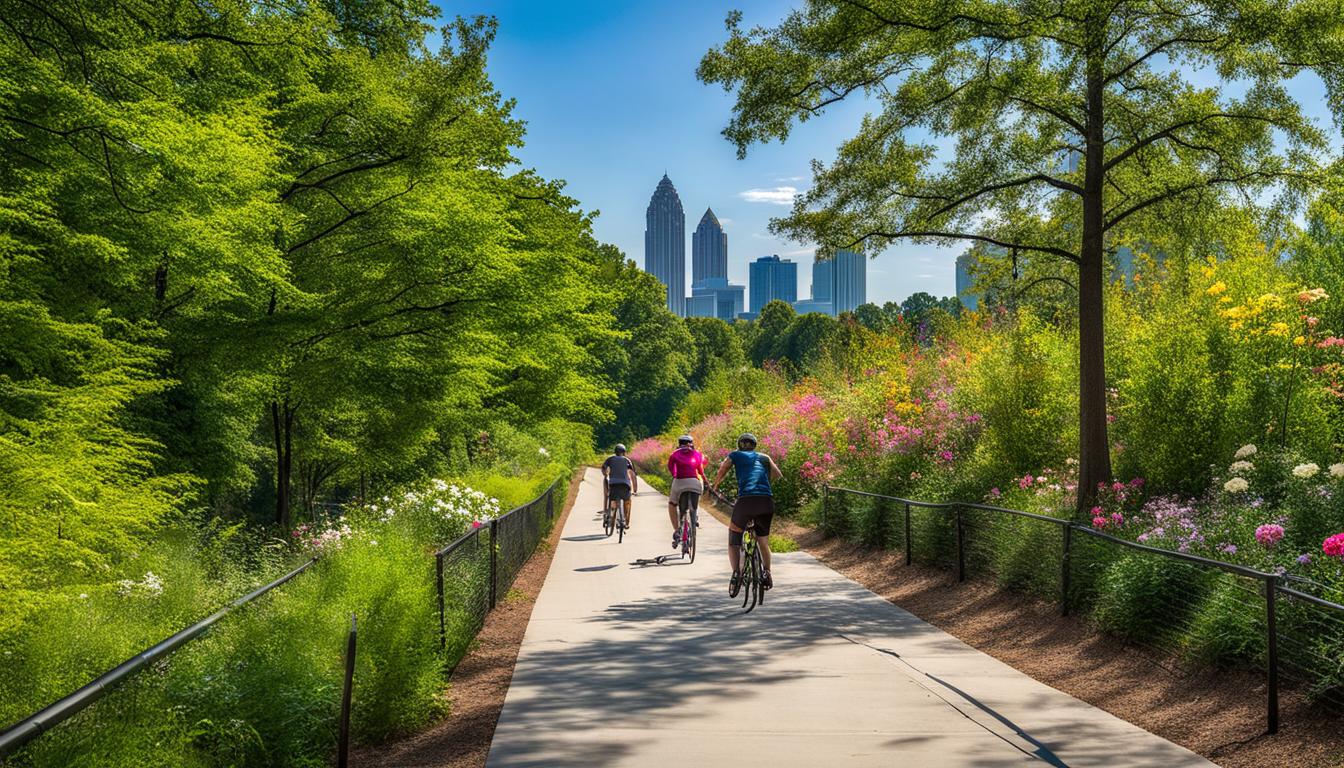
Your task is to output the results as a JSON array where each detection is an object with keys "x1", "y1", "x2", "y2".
[
  {"x1": 1078, "y1": 50, "x2": 1114, "y2": 515},
  {"x1": 272, "y1": 398, "x2": 294, "y2": 529}
]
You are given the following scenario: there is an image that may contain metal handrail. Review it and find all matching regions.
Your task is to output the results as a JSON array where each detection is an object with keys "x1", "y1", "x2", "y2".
[
  {"x1": 823, "y1": 485, "x2": 956, "y2": 509},
  {"x1": 0, "y1": 557, "x2": 318, "y2": 758}
]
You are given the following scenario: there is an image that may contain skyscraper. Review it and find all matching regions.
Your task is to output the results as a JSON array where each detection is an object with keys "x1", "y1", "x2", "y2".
[
  {"x1": 832, "y1": 249, "x2": 866, "y2": 314},
  {"x1": 955, "y1": 251, "x2": 979, "y2": 310},
  {"x1": 749, "y1": 255, "x2": 798, "y2": 313},
  {"x1": 812, "y1": 257, "x2": 833, "y2": 304},
  {"x1": 691, "y1": 208, "x2": 727, "y2": 287},
  {"x1": 644, "y1": 174, "x2": 685, "y2": 316}
]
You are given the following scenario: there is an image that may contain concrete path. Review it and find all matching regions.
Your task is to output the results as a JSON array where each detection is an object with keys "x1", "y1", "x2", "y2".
[{"x1": 485, "y1": 468, "x2": 1212, "y2": 767}]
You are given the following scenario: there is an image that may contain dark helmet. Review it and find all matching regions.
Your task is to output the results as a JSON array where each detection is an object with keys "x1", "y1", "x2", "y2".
[
  {"x1": 677, "y1": 434, "x2": 693, "y2": 445},
  {"x1": 614, "y1": 443, "x2": 627, "y2": 454},
  {"x1": 737, "y1": 433, "x2": 758, "y2": 449}
]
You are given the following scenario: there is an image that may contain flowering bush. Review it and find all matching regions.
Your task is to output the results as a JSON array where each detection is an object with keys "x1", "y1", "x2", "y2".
[{"x1": 1254, "y1": 524, "x2": 1285, "y2": 547}]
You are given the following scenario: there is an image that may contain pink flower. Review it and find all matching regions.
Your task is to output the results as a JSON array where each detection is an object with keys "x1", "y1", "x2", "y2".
[
  {"x1": 1019, "y1": 475, "x2": 1032, "y2": 490},
  {"x1": 1322, "y1": 533, "x2": 1344, "y2": 557},
  {"x1": 1092, "y1": 516, "x2": 1107, "y2": 529},
  {"x1": 1091, "y1": 506, "x2": 1104, "y2": 516},
  {"x1": 1111, "y1": 481, "x2": 1125, "y2": 492},
  {"x1": 471, "y1": 520, "x2": 484, "y2": 530},
  {"x1": 939, "y1": 450, "x2": 954, "y2": 462},
  {"x1": 1255, "y1": 524, "x2": 1285, "y2": 547},
  {"x1": 1110, "y1": 511, "x2": 1124, "y2": 525},
  {"x1": 989, "y1": 487, "x2": 1001, "y2": 498}
]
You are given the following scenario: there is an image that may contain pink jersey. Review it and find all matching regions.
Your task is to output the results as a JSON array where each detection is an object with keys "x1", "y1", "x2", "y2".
[{"x1": 667, "y1": 447, "x2": 706, "y2": 479}]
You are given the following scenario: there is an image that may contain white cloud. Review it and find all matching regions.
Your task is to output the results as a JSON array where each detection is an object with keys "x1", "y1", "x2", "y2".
[
  {"x1": 717, "y1": 217, "x2": 733, "y2": 227},
  {"x1": 783, "y1": 247, "x2": 815, "y2": 257},
  {"x1": 776, "y1": 175, "x2": 807, "y2": 182},
  {"x1": 739, "y1": 186, "x2": 798, "y2": 205},
  {"x1": 751, "y1": 232, "x2": 773, "y2": 240}
]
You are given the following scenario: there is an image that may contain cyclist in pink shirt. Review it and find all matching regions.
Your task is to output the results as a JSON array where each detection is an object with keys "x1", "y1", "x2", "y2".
[{"x1": 667, "y1": 435, "x2": 707, "y2": 549}]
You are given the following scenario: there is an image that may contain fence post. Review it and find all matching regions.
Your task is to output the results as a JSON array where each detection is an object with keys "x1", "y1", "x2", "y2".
[
  {"x1": 1060, "y1": 524, "x2": 1073, "y2": 617},
  {"x1": 821, "y1": 485, "x2": 829, "y2": 532},
  {"x1": 489, "y1": 518, "x2": 499, "y2": 610},
  {"x1": 1265, "y1": 574, "x2": 1279, "y2": 735},
  {"x1": 435, "y1": 552, "x2": 446, "y2": 650},
  {"x1": 904, "y1": 502, "x2": 912, "y2": 566},
  {"x1": 955, "y1": 505, "x2": 966, "y2": 582},
  {"x1": 338, "y1": 614, "x2": 357, "y2": 768}
]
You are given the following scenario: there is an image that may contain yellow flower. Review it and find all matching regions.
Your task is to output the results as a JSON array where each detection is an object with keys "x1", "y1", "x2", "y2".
[
  {"x1": 1269, "y1": 322, "x2": 1289, "y2": 337},
  {"x1": 1206, "y1": 281, "x2": 1227, "y2": 296},
  {"x1": 1294, "y1": 335, "x2": 1307, "y2": 346}
]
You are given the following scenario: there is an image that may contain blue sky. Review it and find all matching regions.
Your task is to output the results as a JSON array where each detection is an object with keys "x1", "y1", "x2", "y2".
[{"x1": 431, "y1": 1, "x2": 1338, "y2": 307}]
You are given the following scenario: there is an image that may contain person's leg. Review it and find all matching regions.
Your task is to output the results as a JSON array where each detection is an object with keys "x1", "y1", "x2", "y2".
[
  {"x1": 757, "y1": 536, "x2": 772, "y2": 572},
  {"x1": 668, "y1": 497, "x2": 679, "y2": 532}
]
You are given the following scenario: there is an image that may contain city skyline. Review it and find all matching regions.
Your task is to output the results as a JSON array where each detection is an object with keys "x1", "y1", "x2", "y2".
[{"x1": 644, "y1": 174, "x2": 685, "y2": 316}]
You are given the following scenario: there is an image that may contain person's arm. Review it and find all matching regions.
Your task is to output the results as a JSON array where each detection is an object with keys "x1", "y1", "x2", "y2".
[
  {"x1": 667, "y1": 452, "x2": 676, "y2": 476},
  {"x1": 766, "y1": 454, "x2": 784, "y2": 482},
  {"x1": 712, "y1": 457, "x2": 732, "y2": 488},
  {"x1": 628, "y1": 466, "x2": 638, "y2": 493}
]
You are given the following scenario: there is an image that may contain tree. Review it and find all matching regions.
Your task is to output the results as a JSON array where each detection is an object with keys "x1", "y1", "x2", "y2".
[
  {"x1": 749, "y1": 299, "x2": 797, "y2": 366},
  {"x1": 852, "y1": 302, "x2": 888, "y2": 331},
  {"x1": 700, "y1": 0, "x2": 1343, "y2": 512},
  {"x1": 685, "y1": 317, "x2": 747, "y2": 390}
]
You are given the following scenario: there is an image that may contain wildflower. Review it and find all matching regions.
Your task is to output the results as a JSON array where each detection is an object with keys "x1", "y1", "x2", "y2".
[
  {"x1": 1297, "y1": 554, "x2": 1312, "y2": 565},
  {"x1": 538, "y1": 447, "x2": 550, "y2": 457},
  {"x1": 1229, "y1": 460, "x2": 1254, "y2": 474},
  {"x1": 1294, "y1": 335, "x2": 1307, "y2": 346},
  {"x1": 1255, "y1": 524, "x2": 1285, "y2": 547},
  {"x1": 1091, "y1": 515, "x2": 1107, "y2": 529},
  {"x1": 1235, "y1": 444, "x2": 1258, "y2": 459},
  {"x1": 1018, "y1": 475, "x2": 1032, "y2": 490},
  {"x1": 1323, "y1": 533, "x2": 1344, "y2": 558},
  {"x1": 471, "y1": 520, "x2": 484, "y2": 529},
  {"x1": 79, "y1": 593, "x2": 88, "y2": 600},
  {"x1": 1206, "y1": 281, "x2": 1227, "y2": 296},
  {"x1": 1292, "y1": 463, "x2": 1320, "y2": 479},
  {"x1": 1224, "y1": 477, "x2": 1249, "y2": 493},
  {"x1": 1330, "y1": 463, "x2": 1344, "y2": 479},
  {"x1": 1297, "y1": 287, "x2": 1329, "y2": 304},
  {"x1": 1219, "y1": 543, "x2": 1238, "y2": 555},
  {"x1": 1110, "y1": 511, "x2": 1124, "y2": 525},
  {"x1": 989, "y1": 488, "x2": 1001, "y2": 498}
]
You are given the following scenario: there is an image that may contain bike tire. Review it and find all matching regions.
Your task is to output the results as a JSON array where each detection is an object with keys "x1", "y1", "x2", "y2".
[
  {"x1": 741, "y1": 538, "x2": 753, "y2": 610},
  {"x1": 688, "y1": 519, "x2": 696, "y2": 563},
  {"x1": 617, "y1": 502, "x2": 625, "y2": 544},
  {"x1": 754, "y1": 547, "x2": 765, "y2": 606},
  {"x1": 603, "y1": 506, "x2": 614, "y2": 537}
]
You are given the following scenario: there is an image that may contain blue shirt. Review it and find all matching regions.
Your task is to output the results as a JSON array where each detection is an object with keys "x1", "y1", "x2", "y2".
[{"x1": 729, "y1": 450, "x2": 773, "y2": 497}]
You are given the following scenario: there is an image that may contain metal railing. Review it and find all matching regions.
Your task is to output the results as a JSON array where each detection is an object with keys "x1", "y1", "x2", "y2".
[
  {"x1": 434, "y1": 478, "x2": 559, "y2": 657},
  {"x1": 822, "y1": 484, "x2": 1344, "y2": 735},
  {"x1": 0, "y1": 557, "x2": 318, "y2": 759}
]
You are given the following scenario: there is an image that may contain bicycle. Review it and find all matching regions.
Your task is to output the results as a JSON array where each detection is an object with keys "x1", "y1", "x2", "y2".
[
  {"x1": 676, "y1": 490, "x2": 699, "y2": 562},
  {"x1": 604, "y1": 494, "x2": 627, "y2": 543},
  {"x1": 739, "y1": 521, "x2": 765, "y2": 612}
]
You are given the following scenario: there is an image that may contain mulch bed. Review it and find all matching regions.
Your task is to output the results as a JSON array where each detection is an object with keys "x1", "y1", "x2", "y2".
[
  {"x1": 710, "y1": 495, "x2": 1344, "y2": 768},
  {"x1": 354, "y1": 468, "x2": 585, "y2": 768}
]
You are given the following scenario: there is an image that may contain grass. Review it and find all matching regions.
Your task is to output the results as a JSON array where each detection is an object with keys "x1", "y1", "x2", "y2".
[{"x1": 3, "y1": 471, "x2": 568, "y2": 768}]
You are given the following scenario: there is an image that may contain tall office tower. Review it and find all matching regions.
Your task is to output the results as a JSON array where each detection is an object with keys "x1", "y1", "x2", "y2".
[
  {"x1": 691, "y1": 208, "x2": 728, "y2": 287},
  {"x1": 955, "y1": 251, "x2": 979, "y2": 310},
  {"x1": 748, "y1": 255, "x2": 798, "y2": 314},
  {"x1": 832, "y1": 249, "x2": 867, "y2": 315},
  {"x1": 812, "y1": 256, "x2": 834, "y2": 305},
  {"x1": 644, "y1": 174, "x2": 686, "y2": 316}
]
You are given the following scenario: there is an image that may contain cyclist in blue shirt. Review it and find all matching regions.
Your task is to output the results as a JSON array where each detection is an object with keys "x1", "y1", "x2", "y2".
[{"x1": 711, "y1": 433, "x2": 783, "y2": 596}]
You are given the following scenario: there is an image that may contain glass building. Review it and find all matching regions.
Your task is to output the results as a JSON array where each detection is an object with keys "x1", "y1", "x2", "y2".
[
  {"x1": 831, "y1": 249, "x2": 867, "y2": 315},
  {"x1": 691, "y1": 208, "x2": 727, "y2": 287},
  {"x1": 749, "y1": 255, "x2": 798, "y2": 314},
  {"x1": 644, "y1": 174, "x2": 685, "y2": 316}
]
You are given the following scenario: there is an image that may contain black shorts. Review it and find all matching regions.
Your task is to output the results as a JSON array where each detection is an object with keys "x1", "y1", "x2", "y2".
[
  {"x1": 731, "y1": 495, "x2": 774, "y2": 537},
  {"x1": 607, "y1": 484, "x2": 631, "y2": 501}
]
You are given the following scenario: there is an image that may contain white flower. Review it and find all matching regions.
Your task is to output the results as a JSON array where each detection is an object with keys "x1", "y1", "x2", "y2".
[
  {"x1": 1224, "y1": 477, "x2": 1250, "y2": 493},
  {"x1": 79, "y1": 593, "x2": 88, "y2": 600},
  {"x1": 1293, "y1": 463, "x2": 1320, "y2": 479},
  {"x1": 1229, "y1": 460, "x2": 1254, "y2": 474},
  {"x1": 1235, "y1": 444, "x2": 1258, "y2": 459},
  {"x1": 539, "y1": 447, "x2": 550, "y2": 457},
  {"x1": 141, "y1": 572, "x2": 164, "y2": 596},
  {"x1": 1330, "y1": 463, "x2": 1344, "y2": 479}
]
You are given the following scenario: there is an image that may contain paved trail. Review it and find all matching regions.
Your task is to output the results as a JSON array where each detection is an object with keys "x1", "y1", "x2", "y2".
[{"x1": 485, "y1": 468, "x2": 1211, "y2": 767}]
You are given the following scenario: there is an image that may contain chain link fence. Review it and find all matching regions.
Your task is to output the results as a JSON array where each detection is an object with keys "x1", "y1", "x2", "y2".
[{"x1": 823, "y1": 484, "x2": 1344, "y2": 734}]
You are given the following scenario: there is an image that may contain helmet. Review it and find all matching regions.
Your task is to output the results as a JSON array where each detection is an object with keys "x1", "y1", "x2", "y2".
[
  {"x1": 737, "y1": 433, "x2": 758, "y2": 448},
  {"x1": 614, "y1": 443, "x2": 627, "y2": 454},
  {"x1": 677, "y1": 434, "x2": 693, "y2": 445}
]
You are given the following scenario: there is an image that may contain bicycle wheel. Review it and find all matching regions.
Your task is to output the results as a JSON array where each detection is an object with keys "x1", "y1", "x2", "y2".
[
  {"x1": 753, "y1": 546, "x2": 765, "y2": 607},
  {"x1": 687, "y1": 516, "x2": 696, "y2": 563},
  {"x1": 741, "y1": 536, "x2": 754, "y2": 609},
  {"x1": 617, "y1": 500, "x2": 625, "y2": 543},
  {"x1": 603, "y1": 502, "x2": 614, "y2": 537}
]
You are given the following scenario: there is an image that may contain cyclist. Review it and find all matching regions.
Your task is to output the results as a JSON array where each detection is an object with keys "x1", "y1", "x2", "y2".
[
  {"x1": 667, "y1": 435, "x2": 707, "y2": 549},
  {"x1": 711, "y1": 433, "x2": 783, "y2": 596},
  {"x1": 601, "y1": 444, "x2": 638, "y2": 529}
]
